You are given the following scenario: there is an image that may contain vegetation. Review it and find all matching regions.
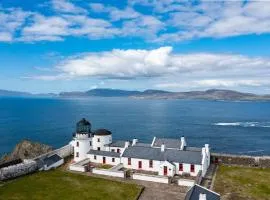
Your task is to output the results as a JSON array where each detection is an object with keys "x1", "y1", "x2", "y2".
[
  {"x1": 96, "y1": 164, "x2": 113, "y2": 169},
  {"x1": 214, "y1": 165, "x2": 270, "y2": 200},
  {"x1": 0, "y1": 170, "x2": 142, "y2": 200}
]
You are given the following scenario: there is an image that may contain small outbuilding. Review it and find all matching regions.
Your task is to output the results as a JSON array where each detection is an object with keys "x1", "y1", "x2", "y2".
[{"x1": 42, "y1": 154, "x2": 64, "y2": 171}]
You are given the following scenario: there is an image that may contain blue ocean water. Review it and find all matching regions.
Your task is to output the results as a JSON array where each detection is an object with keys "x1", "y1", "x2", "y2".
[{"x1": 0, "y1": 97, "x2": 270, "y2": 156}]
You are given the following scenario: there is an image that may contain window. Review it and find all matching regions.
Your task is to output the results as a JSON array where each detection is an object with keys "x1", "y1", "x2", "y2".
[
  {"x1": 179, "y1": 163, "x2": 183, "y2": 171},
  {"x1": 111, "y1": 149, "x2": 115, "y2": 152},
  {"x1": 76, "y1": 142, "x2": 79, "y2": 147},
  {"x1": 190, "y1": 164, "x2": 195, "y2": 173},
  {"x1": 97, "y1": 147, "x2": 100, "y2": 151},
  {"x1": 90, "y1": 141, "x2": 92, "y2": 146},
  {"x1": 112, "y1": 158, "x2": 115, "y2": 162},
  {"x1": 97, "y1": 138, "x2": 100, "y2": 142},
  {"x1": 128, "y1": 158, "x2": 131, "y2": 165},
  {"x1": 76, "y1": 152, "x2": 79, "y2": 157},
  {"x1": 94, "y1": 155, "x2": 96, "y2": 160},
  {"x1": 117, "y1": 149, "x2": 120, "y2": 153},
  {"x1": 149, "y1": 160, "x2": 153, "y2": 168},
  {"x1": 138, "y1": 161, "x2": 142, "y2": 169}
]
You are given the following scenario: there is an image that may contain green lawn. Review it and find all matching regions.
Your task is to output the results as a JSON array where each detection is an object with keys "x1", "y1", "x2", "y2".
[
  {"x1": 214, "y1": 165, "x2": 270, "y2": 200},
  {"x1": 0, "y1": 170, "x2": 143, "y2": 200}
]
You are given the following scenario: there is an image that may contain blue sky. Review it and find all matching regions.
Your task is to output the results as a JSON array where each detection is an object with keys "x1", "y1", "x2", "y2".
[{"x1": 1, "y1": 0, "x2": 270, "y2": 94}]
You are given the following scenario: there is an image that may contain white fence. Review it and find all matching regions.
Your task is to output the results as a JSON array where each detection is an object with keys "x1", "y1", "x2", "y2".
[
  {"x1": 178, "y1": 178, "x2": 195, "y2": 187},
  {"x1": 92, "y1": 168, "x2": 125, "y2": 178},
  {"x1": 0, "y1": 160, "x2": 38, "y2": 181},
  {"x1": 69, "y1": 159, "x2": 90, "y2": 172},
  {"x1": 132, "y1": 173, "x2": 169, "y2": 184}
]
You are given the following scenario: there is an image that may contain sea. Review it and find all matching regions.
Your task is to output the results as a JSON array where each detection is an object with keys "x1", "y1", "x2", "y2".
[{"x1": 0, "y1": 97, "x2": 270, "y2": 157}]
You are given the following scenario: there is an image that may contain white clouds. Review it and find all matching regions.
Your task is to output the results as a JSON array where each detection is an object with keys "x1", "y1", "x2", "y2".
[
  {"x1": 52, "y1": 0, "x2": 87, "y2": 14},
  {"x1": 30, "y1": 46, "x2": 270, "y2": 93},
  {"x1": 1, "y1": 0, "x2": 270, "y2": 43}
]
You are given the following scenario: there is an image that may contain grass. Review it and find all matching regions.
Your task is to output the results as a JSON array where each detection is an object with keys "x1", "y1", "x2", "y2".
[
  {"x1": 0, "y1": 170, "x2": 143, "y2": 200},
  {"x1": 96, "y1": 164, "x2": 113, "y2": 169},
  {"x1": 214, "y1": 165, "x2": 270, "y2": 200}
]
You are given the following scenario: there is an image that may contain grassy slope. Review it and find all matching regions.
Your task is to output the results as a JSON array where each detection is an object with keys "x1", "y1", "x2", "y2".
[
  {"x1": 214, "y1": 165, "x2": 270, "y2": 200},
  {"x1": 0, "y1": 170, "x2": 142, "y2": 200}
]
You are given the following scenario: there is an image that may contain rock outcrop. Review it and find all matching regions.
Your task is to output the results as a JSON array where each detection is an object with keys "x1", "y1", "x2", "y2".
[{"x1": 0, "y1": 140, "x2": 53, "y2": 163}]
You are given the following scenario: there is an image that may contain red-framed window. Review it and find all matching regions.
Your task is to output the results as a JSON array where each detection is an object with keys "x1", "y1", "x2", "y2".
[
  {"x1": 149, "y1": 160, "x2": 153, "y2": 168},
  {"x1": 94, "y1": 155, "x2": 96, "y2": 160},
  {"x1": 128, "y1": 158, "x2": 131, "y2": 165},
  {"x1": 117, "y1": 149, "x2": 120, "y2": 153},
  {"x1": 76, "y1": 152, "x2": 79, "y2": 157},
  {"x1": 76, "y1": 142, "x2": 79, "y2": 147},
  {"x1": 179, "y1": 163, "x2": 183, "y2": 171},
  {"x1": 190, "y1": 164, "x2": 195, "y2": 172},
  {"x1": 112, "y1": 158, "x2": 115, "y2": 162}
]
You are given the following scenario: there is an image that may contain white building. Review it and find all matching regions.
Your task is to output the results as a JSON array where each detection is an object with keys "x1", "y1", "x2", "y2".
[{"x1": 70, "y1": 118, "x2": 211, "y2": 178}]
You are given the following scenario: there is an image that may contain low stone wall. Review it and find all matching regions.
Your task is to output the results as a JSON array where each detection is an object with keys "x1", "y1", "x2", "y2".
[
  {"x1": 178, "y1": 178, "x2": 195, "y2": 187},
  {"x1": 0, "y1": 160, "x2": 38, "y2": 181},
  {"x1": 92, "y1": 168, "x2": 125, "y2": 178},
  {"x1": 211, "y1": 153, "x2": 270, "y2": 167},
  {"x1": 132, "y1": 173, "x2": 169, "y2": 184},
  {"x1": 35, "y1": 144, "x2": 73, "y2": 160}
]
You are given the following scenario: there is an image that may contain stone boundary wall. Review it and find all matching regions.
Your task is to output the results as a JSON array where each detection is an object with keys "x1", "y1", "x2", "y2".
[
  {"x1": 0, "y1": 160, "x2": 38, "y2": 181},
  {"x1": 211, "y1": 153, "x2": 270, "y2": 167},
  {"x1": 34, "y1": 144, "x2": 73, "y2": 161}
]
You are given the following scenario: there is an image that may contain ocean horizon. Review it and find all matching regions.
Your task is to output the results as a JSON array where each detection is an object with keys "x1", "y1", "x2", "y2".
[{"x1": 1, "y1": 96, "x2": 270, "y2": 157}]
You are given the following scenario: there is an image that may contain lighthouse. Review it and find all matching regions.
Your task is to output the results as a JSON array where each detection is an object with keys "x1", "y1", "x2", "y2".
[{"x1": 72, "y1": 118, "x2": 92, "y2": 162}]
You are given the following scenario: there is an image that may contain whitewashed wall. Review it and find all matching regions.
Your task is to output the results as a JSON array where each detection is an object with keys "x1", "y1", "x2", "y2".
[
  {"x1": 158, "y1": 161, "x2": 176, "y2": 177},
  {"x1": 178, "y1": 179, "x2": 195, "y2": 187},
  {"x1": 132, "y1": 173, "x2": 169, "y2": 184},
  {"x1": 122, "y1": 157, "x2": 161, "y2": 172},
  {"x1": 69, "y1": 164, "x2": 86, "y2": 172},
  {"x1": 92, "y1": 168, "x2": 125, "y2": 178},
  {"x1": 88, "y1": 154, "x2": 120, "y2": 166},
  {"x1": 92, "y1": 135, "x2": 112, "y2": 151},
  {"x1": 73, "y1": 137, "x2": 92, "y2": 162},
  {"x1": 44, "y1": 159, "x2": 64, "y2": 171},
  {"x1": 173, "y1": 162, "x2": 202, "y2": 177}
]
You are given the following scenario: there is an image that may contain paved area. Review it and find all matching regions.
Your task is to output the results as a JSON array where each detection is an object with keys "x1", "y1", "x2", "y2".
[
  {"x1": 135, "y1": 180, "x2": 188, "y2": 200},
  {"x1": 201, "y1": 164, "x2": 217, "y2": 189}
]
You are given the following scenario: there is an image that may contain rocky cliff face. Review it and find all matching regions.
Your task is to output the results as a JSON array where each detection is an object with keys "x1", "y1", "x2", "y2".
[{"x1": 1, "y1": 140, "x2": 53, "y2": 162}]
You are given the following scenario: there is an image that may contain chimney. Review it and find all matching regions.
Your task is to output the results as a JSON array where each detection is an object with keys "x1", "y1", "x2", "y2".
[
  {"x1": 161, "y1": 143, "x2": 165, "y2": 152},
  {"x1": 199, "y1": 193, "x2": 207, "y2": 200},
  {"x1": 132, "y1": 138, "x2": 138, "y2": 146},
  {"x1": 205, "y1": 144, "x2": 209, "y2": 156},
  {"x1": 180, "y1": 136, "x2": 186, "y2": 150},
  {"x1": 124, "y1": 141, "x2": 130, "y2": 148}
]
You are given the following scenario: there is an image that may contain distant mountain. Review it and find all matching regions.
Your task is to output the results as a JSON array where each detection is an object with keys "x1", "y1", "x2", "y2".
[
  {"x1": 59, "y1": 88, "x2": 171, "y2": 97},
  {"x1": 0, "y1": 89, "x2": 32, "y2": 97},
  {"x1": 1, "y1": 88, "x2": 270, "y2": 101},
  {"x1": 131, "y1": 89, "x2": 270, "y2": 101}
]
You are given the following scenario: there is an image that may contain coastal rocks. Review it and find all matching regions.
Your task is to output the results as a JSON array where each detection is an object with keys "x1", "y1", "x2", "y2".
[{"x1": 0, "y1": 140, "x2": 53, "y2": 163}]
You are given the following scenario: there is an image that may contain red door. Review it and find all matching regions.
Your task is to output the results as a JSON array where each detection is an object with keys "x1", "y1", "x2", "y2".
[
  {"x1": 138, "y1": 161, "x2": 142, "y2": 169},
  {"x1": 103, "y1": 157, "x2": 106, "y2": 164},
  {"x1": 163, "y1": 166, "x2": 168, "y2": 176}
]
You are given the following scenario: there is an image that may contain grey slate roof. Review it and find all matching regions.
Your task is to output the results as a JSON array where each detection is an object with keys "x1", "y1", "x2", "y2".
[
  {"x1": 136, "y1": 143, "x2": 151, "y2": 147},
  {"x1": 88, "y1": 150, "x2": 121, "y2": 157},
  {"x1": 108, "y1": 140, "x2": 128, "y2": 148},
  {"x1": 185, "y1": 147, "x2": 202, "y2": 152},
  {"x1": 43, "y1": 154, "x2": 63, "y2": 167},
  {"x1": 185, "y1": 184, "x2": 220, "y2": 200},
  {"x1": 153, "y1": 138, "x2": 181, "y2": 149},
  {"x1": 122, "y1": 146, "x2": 202, "y2": 164}
]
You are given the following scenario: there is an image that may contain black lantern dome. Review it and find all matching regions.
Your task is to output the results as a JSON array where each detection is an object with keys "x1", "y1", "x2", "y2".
[
  {"x1": 94, "y1": 129, "x2": 112, "y2": 136},
  {"x1": 76, "y1": 118, "x2": 91, "y2": 134}
]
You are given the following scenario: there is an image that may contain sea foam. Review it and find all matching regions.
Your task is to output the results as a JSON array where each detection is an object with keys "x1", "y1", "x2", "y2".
[{"x1": 213, "y1": 122, "x2": 270, "y2": 128}]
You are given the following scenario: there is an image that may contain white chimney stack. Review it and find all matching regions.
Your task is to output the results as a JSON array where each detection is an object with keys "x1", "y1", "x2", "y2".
[
  {"x1": 199, "y1": 193, "x2": 207, "y2": 200},
  {"x1": 124, "y1": 141, "x2": 130, "y2": 148},
  {"x1": 161, "y1": 144, "x2": 165, "y2": 152},
  {"x1": 132, "y1": 138, "x2": 138, "y2": 146},
  {"x1": 205, "y1": 144, "x2": 209, "y2": 155},
  {"x1": 180, "y1": 136, "x2": 186, "y2": 150}
]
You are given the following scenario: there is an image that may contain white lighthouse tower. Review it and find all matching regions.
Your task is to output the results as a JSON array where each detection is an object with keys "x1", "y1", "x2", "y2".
[{"x1": 72, "y1": 118, "x2": 93, "y2": 162}]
